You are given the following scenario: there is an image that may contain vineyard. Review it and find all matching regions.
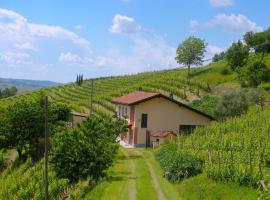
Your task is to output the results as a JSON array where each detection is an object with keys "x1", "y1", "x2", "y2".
[
  {"x1": 0, "y1": 62, "x2": 234, "y2": 118},
  {"x1": 0, "y1": 61, "x2": 266, "y2": 199},
  {"x1": 167, "y1": 106, "x2": 270, "y2": 190}
]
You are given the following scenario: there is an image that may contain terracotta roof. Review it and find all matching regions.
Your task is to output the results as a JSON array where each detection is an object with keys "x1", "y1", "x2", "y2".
[
  {"x1": 151, "y1": 130, "x2": 176, "y2": 138},
  {"x1": 111, "y1": 91, "x2": 159, "y2": 105},
  {"x1": 111, "y1": 91, "x2": 215, "y2": 120}
]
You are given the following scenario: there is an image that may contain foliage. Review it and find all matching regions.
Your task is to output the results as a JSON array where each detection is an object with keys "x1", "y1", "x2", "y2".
[
  {"x1": 0, "y1": 96, "x2": 70, "y2": 161},
  {"x1": 212, "y1": 51, "x2": 226, "y2": 62},
  {"x1": 50, "y1": 115, "x2": 126, "y2": 182},
  {"x1": 189, "y1": 95, "x2": 219, "y2": 117},
  {"x1": 0, "y1": 159, "x2": 69, "y2": 199},
  {"x1": 175, "y1": 36, "x2": 207, "y2": 75},
  {"x1": 225, "y1": 40, "x2": 249, "y2": 71},
  {"x1": 244, "y1": 28, "x2": 270, "y2": 59},
  {"x1": 173, "y1": 106, "x2": 270, "y2": 189},
  {"x1": 76, "y1": 74, "x2": 84, "y2": 86},
  {"x1": 0, "y1": 86, "x2": 17, "y2": 99},
  {"x1": 220, "y1": 66, "x2": 231, "y2": 75},
  {"x1": 237, "y1": 61, "x2": 270, "y2": 87},
  {"x1": 258, "y1": 82, "x2": 270, "y2": 91},
  {"x1": 156, "y1": 142, "x2": 203, "y2": 183},
  {"x1": 214, "y1": 90, "x2": 249, "y2": 120}
]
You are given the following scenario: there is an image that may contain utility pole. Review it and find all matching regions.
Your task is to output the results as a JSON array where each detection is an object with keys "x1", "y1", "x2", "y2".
[
  {"x1": 44, "y1": 96, "x2": 49, "y2": 200},
  {"x1": 90, "y1": 79, "x2": 94, "y2": 115}
]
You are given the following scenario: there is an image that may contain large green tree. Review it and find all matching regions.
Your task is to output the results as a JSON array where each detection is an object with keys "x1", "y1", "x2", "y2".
[
  {"x1": 244, "y1": 28, "x2": 270, "y2": 61},
  {"x1": 225, "y1": 40, "x2": 249, "y2": 71},
  {"x1": 175, "y1": 36, "x2": 207, "y2": 76},
  {"x1": 50, "y1": 115, "x2": 126, "y2": 182},
  {"x1": 0, "y1": 96, "x2": 71, "y2": 161}
]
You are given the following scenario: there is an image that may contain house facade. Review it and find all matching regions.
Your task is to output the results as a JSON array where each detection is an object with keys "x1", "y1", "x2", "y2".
[{"x1": 112, "y1": 91, "x2": 214, "y2": 147}]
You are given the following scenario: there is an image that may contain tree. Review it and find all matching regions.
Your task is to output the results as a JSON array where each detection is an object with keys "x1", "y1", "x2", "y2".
[
  {"x1": 0, "y1": 86, "x2": 17, "y2": 99},
  {"x1": 50, "y1": 115, "x2": 127, "y2": 182},
  {"x1": 175, "y1": 36, "x2": 207, "y2": 76},
  {"x1": 225, "y1": 40, "x2": 249, "y2": 71},
  {"x1": 0, "y1": 96, "x2": 71, "y2": 161},
  {"x1": 238, "y1": 61, "x2": 270, "y2": 87},
  {"x1": 212, "y1": 51, "x2": 226, "y2": 62},
  {"x1": 244, "y1": 28, "x2": 270, "y2": 61},
  {"x1": 214, "y1": 90, "x2": 248, "y2": 120}
]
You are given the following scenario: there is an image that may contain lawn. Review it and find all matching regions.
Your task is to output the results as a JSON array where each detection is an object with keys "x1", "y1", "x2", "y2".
[{"x1": 81, "y1": 147, "x2": 258, "y2": 200}]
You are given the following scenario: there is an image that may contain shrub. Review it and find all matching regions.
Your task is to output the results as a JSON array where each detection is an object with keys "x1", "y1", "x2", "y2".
[
  {"x1": 50, "y1": 115, "x2": 126, "y2": 182},
  {"x1": 156, "y1": 142, "x2": 203, "y2": 183},
  {"x1": 238, "y1": 61, "x2": 270, "y2": 87},
  {"x1": 214, "y1": 90, "x2": 248, "y2": 120},
  {"x1": 189, "y1": 95, "x2": 219, "y2": 117},
  {"x1": 220, "y1": 67, "x2": 231, "y2": 75},
  {"x1": 258, "y1": 82, "x2": 270, "y2": 91}
]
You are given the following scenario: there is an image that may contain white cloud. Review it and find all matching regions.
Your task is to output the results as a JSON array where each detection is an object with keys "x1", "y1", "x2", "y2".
[
  {"x1": 59, "y1": 52, "x2": 82, "y2": 62},
  {"x1": 14, "y1": 43, "x2": 37, "y2": 51},
  {"x1": 0, "y1": 8, "x2": 90, "y2": 46},
  {"x1": 209, "y1": 0, "x2": 234, "y2": 7},
  {"x1": 88, "y1": 35, "x2": 177, "y2": 74},
  {"x1": 109, "y1": 14, "x2": 141, "y2": 34},
  {"x1": 190, "y1": 14, "x2": 263, "y2": 34},
  {"x1": 0, "y1": 51, "x2": 32, "y2": 65}
]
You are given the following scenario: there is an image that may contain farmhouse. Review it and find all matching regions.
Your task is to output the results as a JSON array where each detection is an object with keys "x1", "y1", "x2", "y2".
[{"x1": 112, "y1": 91, "x2": 214, "y2": 147}]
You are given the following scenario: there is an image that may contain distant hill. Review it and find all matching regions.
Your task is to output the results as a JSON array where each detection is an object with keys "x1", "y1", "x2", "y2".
[{"x1": 0, "y1": 78, "x2": 61, "y2": 92}]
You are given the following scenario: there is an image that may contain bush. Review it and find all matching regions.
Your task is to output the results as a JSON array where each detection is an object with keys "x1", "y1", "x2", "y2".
[
  {"x1": 220, "y1": 67, "x2": 231, "y2": 75},
  {"x1": 156, "y1": 142, "x2": 203, "y2": 183},
  {"x1": 214, "y1": 90, "x2": 248, "y2": 120},
  {"x1": 258, "y1": 82, "x2": 270, "y2": 91},
  {"x1": 50, "y1": 115, "x2": 126, "y2": 182},
  {"x1": 189, "y1": 95, "x2": 219, "y2": 117},
  {"x1": 238, "y1": 61, "x2": 270, "y2": 87}
]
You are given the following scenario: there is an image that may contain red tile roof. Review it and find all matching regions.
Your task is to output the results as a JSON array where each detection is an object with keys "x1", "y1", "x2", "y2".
[
  {"x1": 151, "y1": 130, "x2": 176, "y2": 138},
  {"x1": 112, "y1": 91, "x2": 159, "y2": 105},
  {"x1": 111, "y1": 90, "x2": 215, "y2": 120}
]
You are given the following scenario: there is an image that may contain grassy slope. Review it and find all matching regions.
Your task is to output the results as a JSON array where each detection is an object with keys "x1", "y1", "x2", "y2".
[
  {"x1": 0, "y1": 57, "x2": 269, "y2": 199},
  {"x1": 74, "y1": 148, "x2": 257, "y2": 200}
]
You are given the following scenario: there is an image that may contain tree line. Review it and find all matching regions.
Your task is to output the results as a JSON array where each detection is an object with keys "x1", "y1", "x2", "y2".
[{"x1": 0, "y1": 86, "x2": 17, "y2": 99}]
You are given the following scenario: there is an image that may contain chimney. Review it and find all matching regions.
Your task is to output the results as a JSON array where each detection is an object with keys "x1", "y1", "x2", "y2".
[{"x1": 169, "y1": 92, "x2": 174, "y2": 99}]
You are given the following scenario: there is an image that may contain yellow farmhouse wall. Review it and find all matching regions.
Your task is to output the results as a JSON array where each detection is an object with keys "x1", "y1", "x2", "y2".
[{"x1": 133, "y1": 97, "x2": 212, "y2": 145}]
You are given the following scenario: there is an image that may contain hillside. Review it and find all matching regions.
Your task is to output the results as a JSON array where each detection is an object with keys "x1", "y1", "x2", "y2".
[
  {"x1": 0, "y1": 78, "x2": 61, "y2": 92},
  {"x1": 0, "y1": 60, "x2": 240, "y2": 117},
  {"x1": 0, "y1": 60, "x2": 269, "y2": 199}
]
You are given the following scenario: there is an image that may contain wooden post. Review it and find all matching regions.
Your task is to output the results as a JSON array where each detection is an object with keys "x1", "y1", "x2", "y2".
[
  {"x1": 90, "y1": 79, "x2": 94, "y2": 115},
  {"x1": 44, "y1": 96, "x2": 49, "y2": 200}
]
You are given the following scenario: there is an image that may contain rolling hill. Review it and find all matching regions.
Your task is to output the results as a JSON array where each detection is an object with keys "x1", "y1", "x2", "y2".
[{"x1": 0, "y1": 78, "x2": 61, "y2": 92}]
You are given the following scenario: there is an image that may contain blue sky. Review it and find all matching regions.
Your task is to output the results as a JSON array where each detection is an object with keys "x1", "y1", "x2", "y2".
[{"x1": 0, "y1": 0, "x2": 268, "y2": 82}]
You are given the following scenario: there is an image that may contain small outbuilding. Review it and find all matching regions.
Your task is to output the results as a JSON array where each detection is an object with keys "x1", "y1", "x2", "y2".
[
  {"x1": 112, "y1": 90, "x2": 214, "y2": 147},
  {"x1": 150, "y1": 130, "x2": 177, "y2": 148}
]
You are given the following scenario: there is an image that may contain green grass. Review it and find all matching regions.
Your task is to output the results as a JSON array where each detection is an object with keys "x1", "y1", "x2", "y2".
[
  {"x1": 75, "y1": 148, "x2": 258, "y2": 200},
  {"x1": 175, "y1": 174, "x2": 257, "y2": 200}
]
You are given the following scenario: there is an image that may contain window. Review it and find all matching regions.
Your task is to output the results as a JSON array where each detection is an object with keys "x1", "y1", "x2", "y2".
[
  {"x1": 179, "y1": 125, "x2": 196, "y2": 134},
  {"x1": 141, "y1": 113, "x2": 148, "y2": 128},
  {"x1": 125, "y1": 107, "x2": 127, "y2": 116}
]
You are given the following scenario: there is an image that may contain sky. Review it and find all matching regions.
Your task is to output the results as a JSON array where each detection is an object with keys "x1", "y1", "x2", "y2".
[{"x1": 0, "y1": 0, "x2": 269, "y2": 83}]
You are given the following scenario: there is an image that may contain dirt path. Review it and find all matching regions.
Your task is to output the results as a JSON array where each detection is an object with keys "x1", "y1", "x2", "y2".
[
  {"x1": 122, "y1": 149, "x2": 137, "y2": 200},
  {"x1": 135, "y1": 149, "x2": 167, "y2": 200}
]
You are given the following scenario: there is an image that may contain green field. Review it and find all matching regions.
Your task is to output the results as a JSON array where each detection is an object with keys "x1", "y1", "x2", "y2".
[
  {"x1": 0, "y1": 58, "x2": 269, "y2": 199},
  {"x1": 69, "y1": 148, "x2": 257, "y2": 200}
]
